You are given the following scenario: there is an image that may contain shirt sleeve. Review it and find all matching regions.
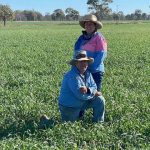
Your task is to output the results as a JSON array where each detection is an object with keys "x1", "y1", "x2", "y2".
[
  {"x1": 67, "y1": 75, "x2": 95, "y2": 101},
  {"x1": 90, "y1": 34, "x2": 107, "y2": 69},
  {"x1": 87, "y1": 74, "x2": 97, "y2": 95},
  {"x1": 90, "y1": 51, "x2": 107, "y2": 70},
  {"x1": 96, "y1": 33, "x2": 107, "y2": 51},
  {"x1": 74, "y1": 36, "x2": 82, "y2": 51}
]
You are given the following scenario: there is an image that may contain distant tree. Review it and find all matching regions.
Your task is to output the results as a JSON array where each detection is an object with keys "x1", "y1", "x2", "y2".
[
  {"x1": 14, "y1": 10, "x2": 27, "y2": 21},
  {"x1": 32, "y1": 10, "x2": 37, "y2": 21},
  {"x1": 131, "y1": 13, "x2": 136, "y2": 20},
  {"x1": 112, "y1": 11, "x2": 124, "y2": 22},
  {"x1": 148, "y1": 14, "x2": 150, "y2": 20},
  {"x1": 44, "y1": 13, "x2": 52, "y2": 21},
  {"x1": 141, "y1": 13, "x2": 147, "y2": 20},
  {"x1": 0, "y1": 4, "x2": 13, "y2": 26},
  {"x1": 112, "y1": 12, "x2": 119, "y2": 23},
  {"x1": 34, "y1": 11, "x2": 43, "y2": 21},
  {"x1": 19, "y1": 10, "x2": 43, "y2": 21},
  {"x1": 118, "y1": 11, "x2": 125, "y2": 20},
  {"x1": 52, "y1": 9, "x2": 65, "y2": 21},
  {"x1": 22, "y1": 10, "x2": 34, "y2": 21},
  {"x1": 51, "y1": 12, "x2": 57, "y2": 21},
  {"x1": 87, "y1": 0, "x2": 113, "y2": 20},
  {"x1": 65, "y1": 8, "x2": 79, "y2": 20},
  {"x1": 134, "y1": 9, "x2": 142, "y2": 20},
  {"x1": 125, "y1": 14, "x2": 131, "y2": 20}
]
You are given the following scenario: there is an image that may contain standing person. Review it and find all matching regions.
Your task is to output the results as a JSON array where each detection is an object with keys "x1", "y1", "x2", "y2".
[
  {"x1": 58, "y1": 50, "x2": 105, "y2": 122},
  {"x1": 74, "y1": 14, "x2": 107, "y2": 92}
]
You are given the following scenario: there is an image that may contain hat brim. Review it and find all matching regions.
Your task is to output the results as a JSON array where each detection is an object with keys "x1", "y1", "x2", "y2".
[
  {"x1": 69, "y1": 57, "x2": 94, "y2": 65},
  {"x1": 79, "y1": 20, "x2": 103, "y2": 29}
]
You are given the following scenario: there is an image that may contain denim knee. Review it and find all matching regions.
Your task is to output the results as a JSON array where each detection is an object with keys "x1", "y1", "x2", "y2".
[
  {"x1": 92, "y1": 96, "x2": 105, "y2": 122},
  {"x1": 97, "y1": 95, "x2": 105, "y2": 105},
  {"x1": 59, "y1": 105, "x2": 80, "y2": 122}
]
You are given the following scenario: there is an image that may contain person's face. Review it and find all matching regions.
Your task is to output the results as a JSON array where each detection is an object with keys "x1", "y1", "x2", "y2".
[
  {"x1": 84, "y1": 21, "x2": 96, "y2": 34},
  {"x1": 76, "y1": 60, "x2": 88, "y2": 74}
]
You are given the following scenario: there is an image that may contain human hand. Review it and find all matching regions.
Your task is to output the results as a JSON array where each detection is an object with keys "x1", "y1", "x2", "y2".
[
  {"x1": 95, "y1": 91, "x2": 102, "y2": 97},
  {"x1": 80, "y1": 86, "x2": 87, "y2": 94}
]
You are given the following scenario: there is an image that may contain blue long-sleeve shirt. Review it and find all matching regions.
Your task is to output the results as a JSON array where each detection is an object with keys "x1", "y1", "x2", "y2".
[{"x1": 59, "y1": 66, "x2": 97, "y2": 108}]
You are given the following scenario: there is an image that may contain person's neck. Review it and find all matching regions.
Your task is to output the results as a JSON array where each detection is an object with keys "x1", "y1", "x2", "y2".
[
  {"x1": 83, "y1": 30, "x2": 95, "y2": 35},
  {"x1": 75, "y1": 66, "x2": 86, "y2": 75},
  {"x1": 80, "y1": 71, "x2": 85, "y2": 75},
  {"x1": 86, "y1": 32, "x2": 94, "y2": 36}
]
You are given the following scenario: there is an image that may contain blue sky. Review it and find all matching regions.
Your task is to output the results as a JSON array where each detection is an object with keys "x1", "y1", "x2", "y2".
[{"x1": 1, "y1": 0, "x2": 150, "y2": 15}]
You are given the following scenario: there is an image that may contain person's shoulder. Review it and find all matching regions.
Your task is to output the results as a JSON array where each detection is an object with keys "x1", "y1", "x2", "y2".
[
  {"x1": 64, "y1": 70, "x2": 71, "y2": 76},
  {"x1": 64, "y1": 68, "x2": 77, "y2": 78},
  {"x1": 95, "y1": 32, "x2": 105, "y2": 40},
  {"x1": 86, "y1": 70, "x2": 92, "y2": 77},
  {"x1": 96, "y1": 32, "x2": 102, "y2": 36},
  {"x1": 78, "y1": 34, "x2": 84, "y2": 39}
]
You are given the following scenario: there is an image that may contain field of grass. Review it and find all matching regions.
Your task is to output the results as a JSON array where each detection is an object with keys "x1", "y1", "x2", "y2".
[{"x1": 0, "y1": 21, "x2": 150, "y2": 149}]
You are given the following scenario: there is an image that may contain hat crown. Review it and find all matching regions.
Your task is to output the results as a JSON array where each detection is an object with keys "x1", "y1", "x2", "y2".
[
  {"x1": 83, "y1": 14, "x2": 98, "y2": 22},
  {"x1": 75, "y1": 51, "x2": 87, "y2": 59},
  {"x1": 69, "y1": 50, "x2": 94, "y2": 65},
  {"x1": 79, "y1": 14, "x2": 102, "y2": 29}
]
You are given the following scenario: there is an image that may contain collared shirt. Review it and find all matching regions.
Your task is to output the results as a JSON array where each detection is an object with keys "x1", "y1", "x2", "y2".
[{"x1": 58, "y1": 66, "x2": 97, "y2": 108}]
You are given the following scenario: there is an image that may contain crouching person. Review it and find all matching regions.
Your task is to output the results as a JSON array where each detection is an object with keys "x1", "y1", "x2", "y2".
[{"x1": 58, "y1": 50, "x2": 105, "y2": 122}]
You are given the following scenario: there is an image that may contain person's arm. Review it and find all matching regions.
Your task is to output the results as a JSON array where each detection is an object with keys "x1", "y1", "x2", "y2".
[
  {"x1": 84, "y1": 73, "x2": 102, "y2": 97},
  {"x1": 90, "y1": 33, "x2": 107, "y2": 70},
  {"x1": 74, "y1": 36, "x2": 83, "y2": 51},
  {"x1": 86, "y1": 73, "x2": 99, "y2": 96},
  {"x1": 67, "y1": 75, "x2": 95, "y2": 101}
]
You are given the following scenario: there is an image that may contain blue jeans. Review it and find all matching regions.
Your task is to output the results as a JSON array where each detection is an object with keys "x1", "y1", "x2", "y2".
[
  {"x1": 92, "y1": 71, "x2": 104, "y2": 91},
  {"x1": 59, "y1": 96, "x2": 105, "y2": 122}
]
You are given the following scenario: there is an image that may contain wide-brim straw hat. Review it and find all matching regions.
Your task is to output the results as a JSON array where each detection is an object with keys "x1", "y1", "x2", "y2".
[
  {"x1": 69, "y1": 50, "x2": 94, "y2": 66},
  {"x1": 79, "y1": 14, "x2": 103, "y2": 29}
]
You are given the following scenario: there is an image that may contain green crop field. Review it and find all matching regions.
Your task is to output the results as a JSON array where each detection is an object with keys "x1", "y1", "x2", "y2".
[{"x1": 0, "y1": 21, "x2": 150, "y2": 149}]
